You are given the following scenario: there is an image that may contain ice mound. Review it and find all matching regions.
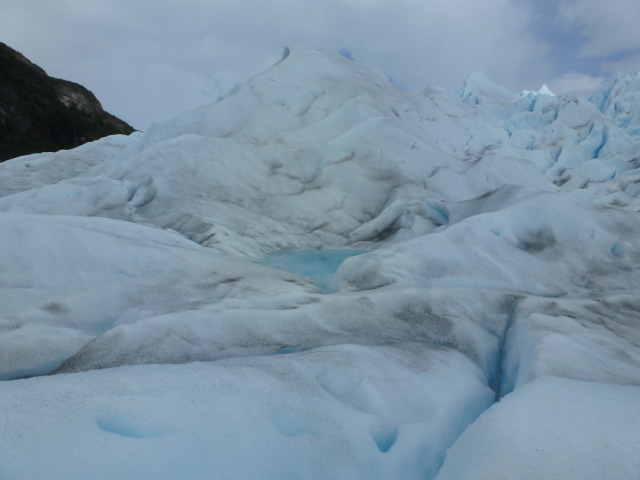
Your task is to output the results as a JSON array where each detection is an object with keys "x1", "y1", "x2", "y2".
[
  {"x1": 437, "y1": 376, "x2": 640, "y2": 480},
  {"x1": 0, "y1": 213, "x2": 316, "y2": 380}
]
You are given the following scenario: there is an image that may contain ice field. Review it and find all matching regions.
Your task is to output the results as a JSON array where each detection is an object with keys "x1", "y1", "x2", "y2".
[{"x1": 1, "y1": 47, "x2": 639, "y2": 479}]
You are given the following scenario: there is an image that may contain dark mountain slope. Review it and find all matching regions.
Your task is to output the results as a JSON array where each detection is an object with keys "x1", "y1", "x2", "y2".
[{"x1": 0, "y1": 42, "x2": 134, "y2": 161}]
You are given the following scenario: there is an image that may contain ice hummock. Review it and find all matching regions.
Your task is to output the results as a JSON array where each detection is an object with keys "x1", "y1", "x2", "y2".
[{"x1": 1, "y1": 47, "x2": 639, "y2": 480}]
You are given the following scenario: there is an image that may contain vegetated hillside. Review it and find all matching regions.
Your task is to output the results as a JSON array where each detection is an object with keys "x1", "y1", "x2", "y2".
[{"x1": 0, "y1": 42, "x2": 134, "y2": 161}]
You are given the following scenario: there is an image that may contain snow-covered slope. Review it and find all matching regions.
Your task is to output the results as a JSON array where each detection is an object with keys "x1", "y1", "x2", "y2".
[{"x1": 1, "y1": 47, "x2": 639, "y2": 479}]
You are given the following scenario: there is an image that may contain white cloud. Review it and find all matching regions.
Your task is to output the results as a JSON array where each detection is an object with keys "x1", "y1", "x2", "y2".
[
  {"x1": 557, "y1": 0, "x2": 640, "y2": 57},
  {"x1": 334, "y1": 0, "x2": 552, "y2": 91},
  {"x1": 546, "y1": 72, "x2": 605, "y2": 98},
  {"x1": 0, "y1": 0, "x2": 552, "y2": 129}
]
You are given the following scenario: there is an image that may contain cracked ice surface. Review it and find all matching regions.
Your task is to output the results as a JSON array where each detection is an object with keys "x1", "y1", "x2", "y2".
[{"x1": 1, "y1": 47, "x2": 639, "y2": 479}]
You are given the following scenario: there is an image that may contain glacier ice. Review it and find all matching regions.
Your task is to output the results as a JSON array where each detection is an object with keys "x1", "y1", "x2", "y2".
[
  {"x1": 437, "y1": 376, "x2": 640, "y2": 480},
  {"x1": 0, "y1": 47, "x2": 639, "y2": 479}
]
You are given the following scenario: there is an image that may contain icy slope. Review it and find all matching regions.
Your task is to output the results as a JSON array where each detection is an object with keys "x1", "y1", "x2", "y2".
[
  {"x1": 1, "y1": 345, "x2": 493, "y2": 480},
  {"x1": 0, "y1": 212, "x2": 321, "y2": 380},
  {"x1": 437, "y1": 376, "x2": 640, "y2": 480},
  {"x1": 0, "y1": 48, "x2": 542, "y2": 254},
  {"x1": 1, "y1": 47, "x2": 639, "y2": 479}
]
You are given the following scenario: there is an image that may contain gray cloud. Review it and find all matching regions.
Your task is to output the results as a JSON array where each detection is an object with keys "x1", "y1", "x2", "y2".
[
  {"x1": 603, "y1": 54, "x2": 640, "y2": 75},
  {"x1": 0, "y1": 0, "x2": 570, "y2": 129},
  {"x1": 557, "y1": 0, "x2": 640, "y2": 58},
  {"x1": 546, "y1": 72, "x2": 605, "y2": 97}
]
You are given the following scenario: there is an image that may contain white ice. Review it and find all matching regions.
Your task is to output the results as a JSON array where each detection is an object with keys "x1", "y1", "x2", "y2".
[
  {"x1": 437, "y1": 376, "x2": 640, "y2": 480},
  {"x1": 0, "y1": 345, "x2": 493, "y2": 480}
]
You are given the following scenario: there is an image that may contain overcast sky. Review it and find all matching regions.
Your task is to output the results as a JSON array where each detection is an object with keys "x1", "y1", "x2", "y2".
[{"x1": 3, "y1": 0, "x2": 640, "y2": 130}]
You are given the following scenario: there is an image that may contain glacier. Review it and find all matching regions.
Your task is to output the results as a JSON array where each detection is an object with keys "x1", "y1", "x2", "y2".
[{"x1": 0, "y1": 47, "x2": 639, "y2": 479}]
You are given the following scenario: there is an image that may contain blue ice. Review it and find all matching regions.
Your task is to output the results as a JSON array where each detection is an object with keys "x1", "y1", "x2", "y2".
[{"x1": 261, "y1": 249, "x2": 371, "y2": 292}]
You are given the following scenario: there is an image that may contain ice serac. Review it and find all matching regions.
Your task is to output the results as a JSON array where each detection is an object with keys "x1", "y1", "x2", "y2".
[
  {"x1": 590, "y1": 71, "x2": 640, "y2": 135},
  {"x1": 454, "y1": 71, "x2": 518, "y2": 106},
  {"x1": 0, "y1": 47, "x2": 639, "y2": 479},
  {"x1": 518, "y1": 83, "x2": 555, "y2": 98}
]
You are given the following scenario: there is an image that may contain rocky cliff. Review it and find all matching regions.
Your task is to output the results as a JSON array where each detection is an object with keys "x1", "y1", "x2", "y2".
[{"x1": 0, "y1": 42, "x2": 134, "y2": 161}]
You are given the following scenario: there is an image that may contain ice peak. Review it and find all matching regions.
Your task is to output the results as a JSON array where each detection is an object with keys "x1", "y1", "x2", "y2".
[
  {"x1": 144, "y1": 46, "x2": 402, "y2": 143},
  {"x1": 518, "y1": 84, "x2": 555, "y2": 98},
  {"x1": 538, "y1": 84, "x2": 554, "y2": 96},
  {"x1": 465, "y1": 70, "x2": 492, "y2": 84},
  {"x1": 454, "y1": 71, "x2": 516, "y2": 105}
]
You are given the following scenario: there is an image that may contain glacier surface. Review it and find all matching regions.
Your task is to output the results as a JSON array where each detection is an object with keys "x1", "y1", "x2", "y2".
[{"x1": 1, "y1": 47, "x2": 639, "y2": 479}]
